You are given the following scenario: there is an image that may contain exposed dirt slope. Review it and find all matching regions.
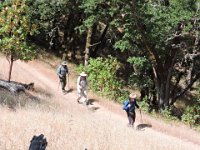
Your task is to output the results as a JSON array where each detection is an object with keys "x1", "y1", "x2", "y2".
[{"x1": 0, "y1": 56, "x2": 200, "y2": 150}]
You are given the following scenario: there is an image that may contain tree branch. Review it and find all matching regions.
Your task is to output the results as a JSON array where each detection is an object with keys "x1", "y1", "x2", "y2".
[{"x1": 172, "y1": 71, "x2": 200, "y2": 103}]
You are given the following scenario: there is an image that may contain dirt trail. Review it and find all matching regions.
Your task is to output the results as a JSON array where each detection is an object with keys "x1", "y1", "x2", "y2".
[{"x1": 0, "y1": 57, "x2": 200, "y2": 150}]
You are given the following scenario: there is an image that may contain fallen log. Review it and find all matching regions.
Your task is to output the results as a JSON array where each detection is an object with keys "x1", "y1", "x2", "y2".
[{"x1": 0, "y1": 79, "x2": 34, "y2": 94}]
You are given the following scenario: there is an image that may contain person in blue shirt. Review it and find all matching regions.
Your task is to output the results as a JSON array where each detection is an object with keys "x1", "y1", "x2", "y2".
[{"x1": 123, "y1": 93, "x2": 140, "y2": 128}]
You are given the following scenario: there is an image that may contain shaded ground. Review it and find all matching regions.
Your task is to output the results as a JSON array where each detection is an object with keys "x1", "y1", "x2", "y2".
[{"x1": 0, "y1": 55, "x2": 200, "y2": 149}]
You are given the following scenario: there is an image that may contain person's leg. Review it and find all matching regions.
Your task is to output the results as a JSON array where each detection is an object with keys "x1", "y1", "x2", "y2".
[
  {"x1": 82, "y1": 90, "x2": 88, "y2": 104},
  {"x1": 60, "y1": 78, "x2": 65, "y2": 92},
  {"x1": 130, "y1": 112, "x2": 136, "y2": 128},
  {"x1": 63, "y1": 77, "x2": 66, "y2": 91},
  {"x1": 77, "y1": 96, "x2": 81, "y2": 103},
  {"x1": 77, "y1": 88, "x2": 82, "y2": 103},
  {"x1": 83, "y1": 90, "x2": 87, "y2": 99},
  {"x1": 132, "y1": 111, "x2": 136, "y2": 124},
  {"x1": 127, "y1": 112, "x2": 132, "y2": 127}
]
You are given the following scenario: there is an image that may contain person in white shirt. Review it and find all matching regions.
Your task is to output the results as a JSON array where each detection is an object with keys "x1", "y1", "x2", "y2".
[{"x1": 77, "y1": 72, "x2": 88, "y2": 104}]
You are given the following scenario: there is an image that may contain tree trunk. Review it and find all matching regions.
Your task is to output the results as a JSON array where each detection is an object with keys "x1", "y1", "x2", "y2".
[
  {"x1": 84, "y1": 27, "x2": 92, "y2": 66},
  {"x1": 158, "y1": 81, "x2": 166, "y2": 108},
  {"x1": 155, "y1": 70, "x2": 171, "y2": 108},
  {"x1": 8, "y1": 55, "x2": 14, "y2": 82},
  {"x1": 92, "y1": 24, "x2": 109, "y2": 57}
]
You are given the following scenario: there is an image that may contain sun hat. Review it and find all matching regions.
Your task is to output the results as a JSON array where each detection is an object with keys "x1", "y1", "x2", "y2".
[
  {"x1": 129, "y1": 93, "x2": 137, "y2": 99},
  {"x1": 80, "y1": 72, "x2": 87, "y2": 77},
  {"x1": 62, "y1": 61, "x2": 67, "y2": 65}
]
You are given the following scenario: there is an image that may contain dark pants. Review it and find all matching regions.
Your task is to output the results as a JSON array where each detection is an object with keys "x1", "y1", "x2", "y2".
[
  {"x1": 126, "y1": 111, "x2": 136, "y2": 126},
  {"x1": 59, "y1": 76, "x2": 66, "y2": 91}
]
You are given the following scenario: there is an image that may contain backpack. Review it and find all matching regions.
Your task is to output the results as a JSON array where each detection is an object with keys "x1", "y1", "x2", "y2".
[
  {"x1": 29, "y1": 134, "x2": 47, "y2": 150},
  {"x1": 123, "y1": 100, "x2": 129, "y2": 111}
]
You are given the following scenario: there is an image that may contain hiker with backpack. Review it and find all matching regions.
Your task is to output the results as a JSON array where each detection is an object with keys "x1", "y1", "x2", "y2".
[
  {"x1": 77, "y1": 72, "x2": 88, "y2": 104},
  {"x1": 123, "y1": 93, "x2": 140, "y2": 128},
  {"x1": 57, "y1": 61, "x2": 69, "y2": 93}
]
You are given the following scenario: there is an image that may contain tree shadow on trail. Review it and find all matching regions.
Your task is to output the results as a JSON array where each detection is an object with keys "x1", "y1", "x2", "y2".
[{"x1": 136, "y1": 123, "x2": 152, "y2": 131}]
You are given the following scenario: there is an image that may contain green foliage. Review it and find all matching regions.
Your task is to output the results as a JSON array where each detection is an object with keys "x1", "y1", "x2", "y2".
[
  {"x1": 181, "y1": 87, "x2": 200, "y2": 126},
  {"x1": 77, "y1": 56, "x2": 128, "y2": 101},
  {"x1": 29, "y1": 0, "x2": 84, "y2": 50},
  {"x1": 127, "y1": 56, "x2": 153, "y2": 90},
  {"x1": 161, "y1": 107, "x2": 171, "y2": 119},
  {"x1": 29, "y1": 0, "x2": 71, "y2": 30},
  {"x1": 78, "y1": 0, "x2": 105, "y2": 33},
  {"x1": 139, "y1": 96, "x2": 150, "y2": 112},
  {"x1": 160, "y1": 107, "x2": 177, "y2": 121},
  {"x1": 0, "y1": 0, "x2": 37, "y2": 61},
  {"x1": 181, "y1": 106, "x2": 200, "y2": 127},
  {"x1": 114, "y1": 40, "x2": 132, "y2": 52}
]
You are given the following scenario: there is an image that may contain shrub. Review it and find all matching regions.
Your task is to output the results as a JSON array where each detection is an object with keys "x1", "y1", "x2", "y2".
[
  {"x1": 139, "y1": 96, "x2": 150, "y2": 112},
  {"x1": 160, "y1": 107, "x2": 171, "y2": 120},
  {"x1": 77, "y1": 56, "x2": 128, "y2": 101},
  {"x1": 181, "y1": 87, "x2": 200, "y2": 127},
  {"x1": 181, "y1": 106, "x2": 200, "y2": 127}
]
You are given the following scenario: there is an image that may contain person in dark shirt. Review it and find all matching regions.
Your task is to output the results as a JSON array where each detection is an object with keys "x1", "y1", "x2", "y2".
[
  {"x1": 123, "y1": 93, "x2": 140, "y2": 128},
  {"x1": 57, "y1": 61, "x2": 69, "y2": 93}
]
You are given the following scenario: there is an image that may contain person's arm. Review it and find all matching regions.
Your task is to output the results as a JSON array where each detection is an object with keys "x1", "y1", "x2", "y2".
[
  {"x1": 85, "y1": 79, "x2": 88, "y2": 90},
  {"x1": 135, "y1": 100, "x2": 140, "y2": 109},
  {"x1": 57, "y1": 66, "x2": 62, "y2": 77},
  {"x1": 77, "y1": 76, "x2": 82, "y2": 89},
  {"x1": 66, "y1": 71, "x2": 69, "y2": 90},
  {"x1": 66, "y1": 66, "x2": 69, "y2": 75}
]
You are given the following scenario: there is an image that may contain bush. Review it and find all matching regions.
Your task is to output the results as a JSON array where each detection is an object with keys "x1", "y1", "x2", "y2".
[
  {"x1": 181, "y1": 106, "x2": 200, "y2": 127},
  {"x1": 160, "y1": 107, "x2": 177, "y2": 121},
  {"x1": 181, "y1": 87, "x2": 200, "y2": 127},
  {"x1": 77, "y1": 56, "x2": 128, "y2": 101},
  {"x1": 139, "y1": 96, "x2": 150, "y2": 112}
]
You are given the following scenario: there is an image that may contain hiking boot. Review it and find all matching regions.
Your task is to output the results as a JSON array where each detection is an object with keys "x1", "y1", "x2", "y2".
[
  {"x1": 131, "y1": 124, "x2": 134, "y2": 129},
  {"x1": 77, "y1": 98, "x2": 81, "y2": 104},
  {"x1": 127, "y1": 123, "x2": 131, "y2": 127},
  {"x1": 84, "y1": 100, "x2": 89, "y2": 105}
]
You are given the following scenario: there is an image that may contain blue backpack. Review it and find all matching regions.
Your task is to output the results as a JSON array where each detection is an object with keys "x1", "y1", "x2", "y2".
[{"x1": 123, "y1": 100, "x2": 129, "y2": 111}]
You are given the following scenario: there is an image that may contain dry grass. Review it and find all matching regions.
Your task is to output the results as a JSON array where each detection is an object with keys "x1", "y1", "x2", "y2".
[
  {"x1": 0, "y1": 54, "x2": 200, "y2": 150},
  {"x1": 0, "y1": 103, "x2": 199, "y2": 150}
]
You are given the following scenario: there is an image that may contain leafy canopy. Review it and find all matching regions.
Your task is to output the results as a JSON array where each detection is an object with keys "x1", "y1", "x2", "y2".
[{"x1": 0, "y1": 0, "x2": 37, "y2": 61}]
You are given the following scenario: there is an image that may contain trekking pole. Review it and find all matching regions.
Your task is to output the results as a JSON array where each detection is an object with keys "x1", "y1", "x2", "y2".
[
  {"x1": 67, "y1": 74, "x2": 69, "y2": 91},
  {"x1": 57, "y1": 80, "x2": 60, "y2": 90},
  {"x1": 139, "y1": 109, "x2": 143, "y2": 124}
]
